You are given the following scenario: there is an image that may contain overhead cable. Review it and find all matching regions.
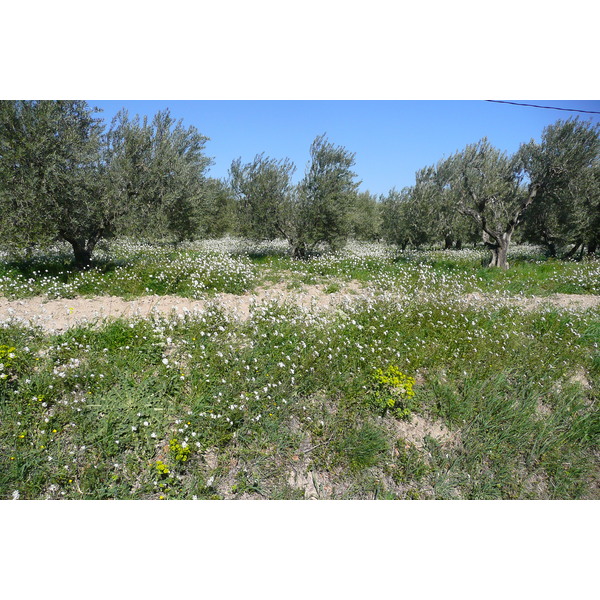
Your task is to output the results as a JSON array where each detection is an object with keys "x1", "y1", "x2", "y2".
[{"x1": 485, "y1": 100, "x2": 600, "y2": 115}]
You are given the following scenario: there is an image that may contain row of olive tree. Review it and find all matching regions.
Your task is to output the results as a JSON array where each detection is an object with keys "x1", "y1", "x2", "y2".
[
  {"x1": 380, "y1": 119, "x2": 600, "y2": 269},
  {"x1": 0, "y1": 100, "x2": 218, "y2": 268},
  {"x1": 0, "y1": 101, "x2": 365, "y2": 265},
  {"x1": 1, "y1": 102, "x2": 598, "y2": 270}
]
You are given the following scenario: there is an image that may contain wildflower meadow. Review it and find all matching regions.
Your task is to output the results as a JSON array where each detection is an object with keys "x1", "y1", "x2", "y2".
[{"x1": 1, "y1": 239, "x2": 599, "y2": 499}]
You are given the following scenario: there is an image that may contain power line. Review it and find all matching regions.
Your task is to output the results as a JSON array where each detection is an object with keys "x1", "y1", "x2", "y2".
[{"x1": 485, "y1": 100, "x2": 600, "y2": 115}]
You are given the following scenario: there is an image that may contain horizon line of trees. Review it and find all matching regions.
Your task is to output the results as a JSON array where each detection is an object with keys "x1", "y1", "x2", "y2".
[{"x1": 1, "y1": 100, "x2": 599, "y2": 270}]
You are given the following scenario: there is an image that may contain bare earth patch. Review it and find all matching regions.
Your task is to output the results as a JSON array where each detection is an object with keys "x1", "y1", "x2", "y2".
[
  {"x1": 384, "y1": 413, "x2": 460, "y2": 451},
  {"x1": 463, "y1": 292, "x2": 600, "y2": 311},
  {"x1": 0, "y1": 282, "x2": 367, "y2": 332},
  {"x1": 1, "y1": 286, "x2": 599, "y2": 332}
]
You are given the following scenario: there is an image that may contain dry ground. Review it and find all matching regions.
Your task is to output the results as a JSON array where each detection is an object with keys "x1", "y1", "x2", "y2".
[{"x1": 1, "y1": 283, "x2": 599, "y2": 332}]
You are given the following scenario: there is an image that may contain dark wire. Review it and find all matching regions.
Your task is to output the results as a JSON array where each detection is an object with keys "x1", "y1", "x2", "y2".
[{"x1": 485, "y1": 100, "x2": 600, "y2": 115}]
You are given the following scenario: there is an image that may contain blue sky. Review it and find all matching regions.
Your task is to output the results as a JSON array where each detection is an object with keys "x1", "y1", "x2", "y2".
[{"x1": 88, "y1": 100, "x2": 600, "y2": 197}]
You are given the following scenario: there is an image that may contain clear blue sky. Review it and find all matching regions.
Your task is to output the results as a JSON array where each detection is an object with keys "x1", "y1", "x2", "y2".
[{"x1": 88, "y1": 100, "x2": 600, "y2": 197}]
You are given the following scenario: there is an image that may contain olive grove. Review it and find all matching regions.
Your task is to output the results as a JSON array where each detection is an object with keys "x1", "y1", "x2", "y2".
[{"x1": 1, "y1": 102, "x2": 599, "y2": 270}]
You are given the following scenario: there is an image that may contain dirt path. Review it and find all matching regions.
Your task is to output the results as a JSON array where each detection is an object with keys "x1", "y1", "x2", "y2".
[
  {"x1": 1, "y1": 286, "x2": 599, "y2": 332},
  {"x1": 0, "y1": 282, "x2": 364, "y2": 332},
  {"x1": 463, "y1": 292, "x2": 600, "y2": 311}
]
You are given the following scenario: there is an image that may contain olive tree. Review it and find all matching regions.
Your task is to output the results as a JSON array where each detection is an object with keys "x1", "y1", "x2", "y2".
[
  {"x1": 0, "y1": 102, "x2": 212, "y2": 267},
  {"x1": 104, "y1": 109, "x2": 212, "y2": 244},
  {"x1": 348, "y1": 191, "x2": 382, "y2": 241},
  {"x1": 382, "y1": 186, "x2": 436, "y2": 250},
  {"x1": 229, "y1": 135, "x2": 360, "y2": 258},
  {"x1": 443, "y1": 138, "x2": 529, "y2": 269},
  {"x1": 0, "y1": 100, "x2": 105, "y2": 266},
  {"x1": 293, "y1": 134, "x2": 360, "y2": 257},
  {"x1": 518, "y1": 119, "x2": 600, "y2": 257},
  {"x1": 229, "y1": 153, "x2": 296, "y2": 241},
  {"x1": 574, "y1": 161, "x2": 600, "y2": 255},
  {"x1": 200, "y1": 178, "x2": 237, "y2": 238},
  {"x1": 413, "y1": 163, "x2": 477, "y2": 249}
]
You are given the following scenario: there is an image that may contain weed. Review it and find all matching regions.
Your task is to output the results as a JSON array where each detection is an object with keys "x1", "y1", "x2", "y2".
[
  {"x1": 335, "y1": 423, "x2": 389, "y2": 472},
  {"x1": 388, "y1": 439, "x2": 431, "y2": 483},
  {"x1": 169, "y1": 438, "x2": 192, "y2": 463},
  {"x1": 370, "y1": 366, "x2": 417, "y2": 419}
]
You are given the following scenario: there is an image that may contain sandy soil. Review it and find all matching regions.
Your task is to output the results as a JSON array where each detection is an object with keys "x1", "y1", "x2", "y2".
[
  {"x1": 0, "y1": 282, "x2": 363, "y2": 332},
  {"x1": 463, "y1": 292, "x2": 600, "y2": 311},
  {"x1": 1, "y1": 285, "x2": 599, "y2": 332}
]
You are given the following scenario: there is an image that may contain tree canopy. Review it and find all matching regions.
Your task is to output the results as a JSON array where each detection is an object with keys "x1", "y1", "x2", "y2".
[
  {"x1": 0, "y1": 101, "x2": 212, "y2": 267},
  {"x1": 229, "y1": 134, "x2": 360, "y2": 258},
  {"x1": 1, "y1": 102, "x2": 599, "y2": 270},
  {"x1": 379, "y1": 118, "x2": 600, "y2": 268},
  {"x1": 0, "y1": 101, "x2": 104, "y2": 263}
]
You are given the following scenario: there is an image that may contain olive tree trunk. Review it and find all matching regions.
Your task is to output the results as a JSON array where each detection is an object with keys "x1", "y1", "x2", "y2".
[
  {"x1": 487, "y1": 232, "x2": 511, "y2": 270},
  {"x1": 59, "y1": 228, "x2": 104, "y2": 270}
]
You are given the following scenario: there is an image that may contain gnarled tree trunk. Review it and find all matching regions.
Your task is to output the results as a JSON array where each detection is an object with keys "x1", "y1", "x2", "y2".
[
  {"x1": 484, "y1": 231, "x2": 511, "y2": 270},
  {"x1": 564, "y1": 240, "x2": 583, "y2": 260},
  {"x1": 59, "y1": 228, "x2": 104, "y2": 270},
  {"x1": 292, "y1": 241, "x2": 309, "y2": 260}
]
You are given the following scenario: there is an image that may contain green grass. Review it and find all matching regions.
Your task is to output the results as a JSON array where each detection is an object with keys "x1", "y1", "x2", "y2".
[
  {"x1": 2, "y1": 240, "x2": 599, "y2": 300},
  {"x1": 0, "y1": 242, "x2": 257, "y2": 299},
  {"x1": 1, "y1": 239, "x2": 599, "y2": 499},
  {"x1": 1, "y1": 297, "x2": 598, "y2": 499}
]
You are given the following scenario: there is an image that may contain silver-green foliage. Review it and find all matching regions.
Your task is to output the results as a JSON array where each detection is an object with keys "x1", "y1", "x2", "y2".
[
  {"x1": 0, "y1": 101, "x2": 104, "y2": 262},
  {"x1": 0, "y1": 102, "x2": 212, "y2": 267},
  {"x1": 383, "y1": 119, "x2": 600, "y2": 269},
  {"x1": 104, "y1": 109, "x2": 212, "y2": 243},
  {"x1": 229, "y1": 134, "x2": 360, "y2": 258},
  {"x1": 294, "y1": 134, "x2": 360, "y2": 256},
  {"x1": 348, "y1": 191, "x2": 382, "y2": 241},
  {"x1": 519, "y1": 120, "x2": 600, "y2": 255},
  {"x1": 380, "y1": 187, "x2": 431, "y2": 250},
  {"x1": 229, "y1": 153, "x2": 296, "y2": 241}
]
